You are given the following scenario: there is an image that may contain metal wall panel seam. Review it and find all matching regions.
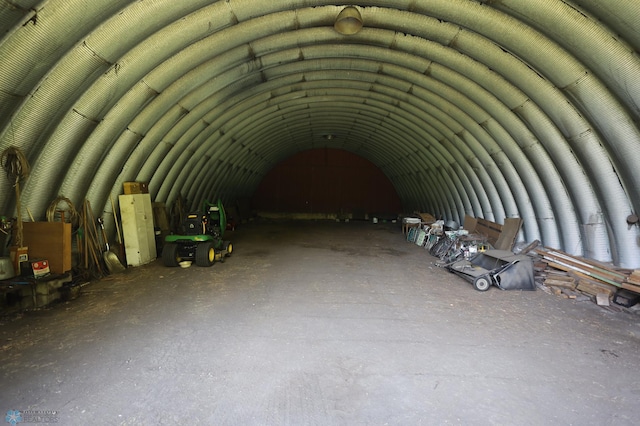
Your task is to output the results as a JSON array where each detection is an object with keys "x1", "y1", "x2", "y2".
[
  {"x1": 58, "y1": 82, "x2": 159, "y2": 205},
  {"x1": 494, "y1": 0, "x2": 640, "y2": 117},
  {"x1": 573, "y1": 0, "x2": 640, "y2": 51}
]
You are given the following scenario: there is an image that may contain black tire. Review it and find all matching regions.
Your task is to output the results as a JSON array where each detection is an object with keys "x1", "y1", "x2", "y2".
[
  {"x1": 473, "y1": 275, "x2": 492, "y2": 292},
  {"x1": 195, "y1": 241, "x2": 215, "y2": 267},
  {"x1": 225, "y1": 242, "x2": 233, "y2": 256},
  {"x1": 162, "y1": 243, "x2": 180, "y2": 267}
]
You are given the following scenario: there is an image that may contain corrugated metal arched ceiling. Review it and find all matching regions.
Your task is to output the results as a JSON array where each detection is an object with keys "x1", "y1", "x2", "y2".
[{"x1": 1, "y1": 0, "x2": 639, "y2": 267}]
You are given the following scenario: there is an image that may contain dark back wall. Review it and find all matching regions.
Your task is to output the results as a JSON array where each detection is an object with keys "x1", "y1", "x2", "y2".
[{"x1": 251, "y1": 148, "x2": 402, "y2": 217}]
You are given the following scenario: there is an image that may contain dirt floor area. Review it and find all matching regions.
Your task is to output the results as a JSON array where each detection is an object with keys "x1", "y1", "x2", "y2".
[{"x1": 1, "y1": 220, "x2": 639, "y2": 425}]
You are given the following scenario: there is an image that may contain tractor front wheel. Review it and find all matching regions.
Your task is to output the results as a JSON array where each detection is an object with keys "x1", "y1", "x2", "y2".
[
  {"x1": 162, "y1": 243, "x2": 180, "y2": 267},
  {"x1": 195, "y1": 242, "x2": 215, "y2": 267}
]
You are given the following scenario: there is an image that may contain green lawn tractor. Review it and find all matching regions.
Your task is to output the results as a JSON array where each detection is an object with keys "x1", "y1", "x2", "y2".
[{"x1": 162, "y1": 199, "x2": 233, "y2": 267}]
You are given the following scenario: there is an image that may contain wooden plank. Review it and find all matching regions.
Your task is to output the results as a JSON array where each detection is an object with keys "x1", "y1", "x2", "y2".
[
  {"x1": 463, "y1": 215, "x2": 477, "y2": 232},
  {"x1": 537, "y1": 249, "x2": 625, "y2": 283},
  {"x1": 626, "y1": 270, "x2": 640, "y2": 285},
  {"x1": 152, "y1": 202, "x2": 171, "y2": 232},
  {"x1": 543, "y1": 261, "x2": 573, "y2": 273},
  {"x1": 596, "y1": 293, "x2": 610, "y2": 306},
  {"x1": 475, "y1": 218, "x2": 502, "y2": 246},
  {"x1": 545, "y1": 271, "x2": 574, "y2": 281},
  {"x1": 539, "y1": 247, "x2": 627, "y2": 281},
  {"x1": 543, "y1": 278, "x2": 576, "y2": 289},
  {"x1": 418, "y1": 213, "x2": 436, "y2": 224},
  {"x1": 550, "y1": 286, "x2": 564, "y2": 296},
  {"x1": 561, "y1": 288, "x2": 584, "y2": 300},
  {"x1": 571, "y1": 270, "x2": 619, "y2": 292},
  {"x1": 519, "y1": 239, "x2": 540, "y2": 254},
  {"x1": 533, "y1": 261, "x2": 547, "y2": 272},
  {"x1": 543, "y1": 246, "x2": 624, "y2": 272},
  {"x1": 620, "y1": 282, "x2": 640, "y2": 294},
  {"x1": 494, "y1": 217, "x2": 523, "y2": 251},
  {"x1": 576, "y1": 279, "x2": 615, "y2": 297},
  {"x1": 537, "y1": 255, "x2": 624, "y2": 287}
]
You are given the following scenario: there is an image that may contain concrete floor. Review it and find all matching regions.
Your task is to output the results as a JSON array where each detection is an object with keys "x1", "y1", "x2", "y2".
[{"x1": 1, "y1": 220, "x2": 639, "y2": 425}]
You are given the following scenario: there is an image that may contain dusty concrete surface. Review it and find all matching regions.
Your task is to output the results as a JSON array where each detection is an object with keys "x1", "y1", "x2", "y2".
[{"x1": 1, "y1": 220, "x2": 639, "y2": 425}]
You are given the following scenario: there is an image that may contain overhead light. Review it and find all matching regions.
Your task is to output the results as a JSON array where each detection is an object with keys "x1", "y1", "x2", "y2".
[
  {"x1": 323, "y1": 134, "x2": 337, "y2": 140},
  {"x1": 334, "y1": 6, "x2": 363, "y2": 35}
]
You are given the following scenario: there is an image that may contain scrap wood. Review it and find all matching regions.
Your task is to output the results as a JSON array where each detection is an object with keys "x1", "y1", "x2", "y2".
[
  {"x1": 543, "y1": 270, "x2": 575, "y2": 281},
  {"x1": 549, "y1": 286, "x2": 564, "y2": 296},
  {"x1": 560, "y1": 288, "x2": 583, "y2": 300},
  {"x1": 548, "y1": 275, "x2": 575, "y2": 282},
  {"x1": 543, "y1": 278, "x2": 576, "y2": 289},
  {"x1": 532, "y1": 246, "x2": 640, "y2": 302},
  {"x1": 544, "y1": 254, "x2": 624, "y2": 284},
  {"x1": 546, "y1": 286, "x2": 579, "y2": 299},
  {"x1": 417, "y1": 212, "x2": 436, "y2": 224},
  {"x1": 537, "y1": 252, "x2": 625, "y2": 289},
  {"x1": 620, "y1": 282, "x2": 640, "y2": 294},
  {"x1": 519, "y1": 239, "x2": 541, "y2": 255},
  {"x1": 626, "y1": 270, "x2": 640, "y2": 285},
  {"x1": 543, "y1": 260, "x2": 622, "y2": 288},
  {"x1": 596, "y1": 293, "x2": 611, "y2": 306},
  {"x1": 554, "y1": 247, "x2": 628, "y2": 279},
  {"x1": 533, "y1": 261, "x2": 547, "y2": 273},
  {"x1": 535, "y1": 247, "x2": 626, "y2": 282},
  {"x1": 576, "y1": 278, "x2": 616, "y2": 297}
]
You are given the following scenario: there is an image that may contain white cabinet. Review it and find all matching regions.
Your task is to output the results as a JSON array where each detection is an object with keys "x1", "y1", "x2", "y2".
[{"x1": 119, "y1": 194, "x2": 157, "y2": 266}]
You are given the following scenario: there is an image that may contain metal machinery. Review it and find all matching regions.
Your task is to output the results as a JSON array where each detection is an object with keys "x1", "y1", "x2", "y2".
[
  {"x1": 162, "y1": 199, "x2": 232, "y2": 267},
  {"x1": 447, "y1": 250, "x2": 535, "y2": 292}
]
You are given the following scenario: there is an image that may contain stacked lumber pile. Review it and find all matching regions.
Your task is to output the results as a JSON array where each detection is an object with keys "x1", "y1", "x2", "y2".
[
  {"x1": 533, "y1": 247, "x2": 639, "y2": 307},
  {"x1": 626, "y1": 270, "x2": 640, "y2": 290}
]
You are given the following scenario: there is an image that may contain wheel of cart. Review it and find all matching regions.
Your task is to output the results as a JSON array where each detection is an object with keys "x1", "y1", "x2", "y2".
[{"x1": 473, "y1": 274, "x2": 492, "y2": 291}]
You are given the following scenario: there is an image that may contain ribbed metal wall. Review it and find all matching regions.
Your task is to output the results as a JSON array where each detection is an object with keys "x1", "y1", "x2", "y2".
[{"x1": 0, "y1": 0, "x2": 639, "y2": 267}]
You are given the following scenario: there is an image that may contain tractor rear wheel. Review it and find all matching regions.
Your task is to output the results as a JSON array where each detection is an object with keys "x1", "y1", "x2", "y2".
[
  {"x1": 195, "y1": 242, "x2": 215, "y2": 267},
  {"x1": 162, "y1": 243, "x2": 180, "y2": 267}
]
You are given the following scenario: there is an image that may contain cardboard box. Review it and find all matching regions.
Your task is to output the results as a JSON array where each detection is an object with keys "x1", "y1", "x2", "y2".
[
  {"x1": 123, "y1": 181, "x2": 149, "y2": 195},
  {"x1": 22, "y1": 222, "x2": 71, "y2": 274}
]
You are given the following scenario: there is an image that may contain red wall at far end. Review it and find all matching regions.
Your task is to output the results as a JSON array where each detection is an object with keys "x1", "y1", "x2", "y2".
[{"x1": 251, "y1": 148, "x2": 402, "y2": 217}]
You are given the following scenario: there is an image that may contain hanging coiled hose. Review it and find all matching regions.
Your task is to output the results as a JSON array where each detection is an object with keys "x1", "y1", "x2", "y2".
[
  {"x1": 46, "y1": 195, "x2": 79, "y2": 226},
  {"x1": 1, "y1": 146, "x2": 30, "y2": 247}
]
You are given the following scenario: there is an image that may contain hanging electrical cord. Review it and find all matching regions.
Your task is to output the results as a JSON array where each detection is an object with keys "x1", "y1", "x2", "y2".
[{"x1": 1, "y1": 146, "x2": 30, "y2": 247}]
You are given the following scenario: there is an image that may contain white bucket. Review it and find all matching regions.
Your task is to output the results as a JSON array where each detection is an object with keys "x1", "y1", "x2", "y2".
[{"x1": 0, "y1": 257, "x2": 16, "y2": 280}]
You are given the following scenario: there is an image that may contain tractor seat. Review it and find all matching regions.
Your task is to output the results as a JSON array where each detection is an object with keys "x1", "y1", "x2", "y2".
[{"x1": 208, "y1": 206, "x2": 220, "y2": 221}]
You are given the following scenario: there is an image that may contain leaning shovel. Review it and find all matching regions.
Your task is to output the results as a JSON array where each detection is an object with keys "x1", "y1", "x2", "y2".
[{"x1": 97, "y1": 217, "x2": 126, "y2": 273}]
